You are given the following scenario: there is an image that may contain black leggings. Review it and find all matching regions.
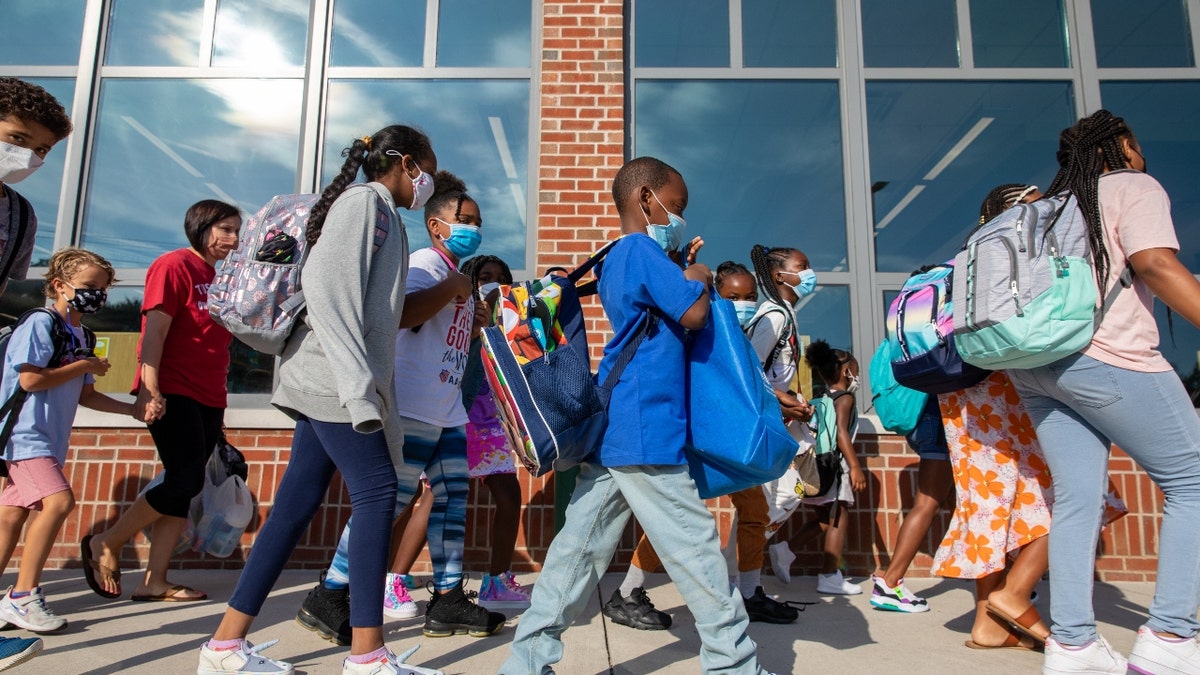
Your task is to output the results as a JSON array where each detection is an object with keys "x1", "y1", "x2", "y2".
[{"x1": 145, "y1": 394, "x2": 224, "y2": 518}]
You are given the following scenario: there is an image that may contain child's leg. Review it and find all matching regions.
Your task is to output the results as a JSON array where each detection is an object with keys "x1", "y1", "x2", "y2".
[
  {"x1": 14, "y1": 488, "x2": 74, "y2": 592},
  {"x1": 986, "y1": 537, "x2": 1050, "y2": 640},
  {"x1": 0, "y1": 507, "x2": 30, "y2": 574},
  {"x1": 482, "y1": 472, "x2": 521, "y2": 576},
  {"x1": 728, "y1": 485, "x2": 769, "y2": 593},
  {"x1": 389, "y1": 481, "x2": 431, "y2": 575},
  {"x1": 881, "y1": 458, "x2": 954, "y2": 587},
  {"x1": 787, "y1": 503, "x2": 832, "y2": 552},
  {"x1": 819, "y1": 502, "x2": 852, "y2": 574},
  {"x1": 423, "y1": 427, "x2": 470, "y2": 591}
]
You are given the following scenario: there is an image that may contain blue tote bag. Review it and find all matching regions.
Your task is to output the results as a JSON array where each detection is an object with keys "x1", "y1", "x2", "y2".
[{"x1": 685, "y1": 292, "x2": 795, "y2": 499}]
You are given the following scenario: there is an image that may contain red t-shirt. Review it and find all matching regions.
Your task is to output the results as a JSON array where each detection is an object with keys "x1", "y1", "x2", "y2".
[{"x1": 133, "y1": 248, "x2": 231, "y2": 408}]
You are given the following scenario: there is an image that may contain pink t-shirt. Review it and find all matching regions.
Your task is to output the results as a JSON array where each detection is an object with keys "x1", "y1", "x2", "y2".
[{"x1": 1082, "y1": 171, "x2": 1179, "y2": 372}]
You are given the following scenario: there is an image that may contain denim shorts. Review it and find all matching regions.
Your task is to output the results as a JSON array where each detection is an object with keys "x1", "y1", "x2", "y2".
[{"x1": 905, "y1": 398, "x2": 950, "y2": 461}]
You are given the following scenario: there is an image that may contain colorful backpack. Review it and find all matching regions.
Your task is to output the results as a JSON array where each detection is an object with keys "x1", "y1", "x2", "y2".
[
  {"x1": 888, "y1": 262, "x2": 989, "y2": 394},
  {"x1": 952, "y1": 192, "x2": 1130, "y2": 369},
  {"x1": 868, "y1": 339, "x2": 927, "y2": 435},
  {"x1": 479, "y1": 241, "x2": 639, "y2": 476},
  {"x1": 208, "y1": 184, "x2": 391, "y2": 355}
]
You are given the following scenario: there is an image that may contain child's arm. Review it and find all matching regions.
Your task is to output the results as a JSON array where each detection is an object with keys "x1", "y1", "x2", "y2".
[
  {"x1": 18, "y1": 358, "x2": 110, "y2": 393},
  {"x1": 78, "y1": 383, "x2": 135, "y2": 417},
  {"x1": 400, "y1": 273, "x2": 474, "y2": 329},
  {"x1": 834, "y1": 393, "x2": 866, "y2": 492},
  {"x1": 677, "y1": 263, "x2": 713, "y2": 329}
]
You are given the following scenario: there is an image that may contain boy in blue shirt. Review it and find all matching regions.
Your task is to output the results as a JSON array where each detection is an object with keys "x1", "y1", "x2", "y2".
[{"x1": 501, "y1": 157, "x2": 769, "y2": 675}]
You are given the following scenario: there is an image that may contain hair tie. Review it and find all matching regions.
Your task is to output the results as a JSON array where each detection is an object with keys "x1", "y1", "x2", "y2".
[{"x1": 360, "y1": 135, "x2": 373, "y2": 150}]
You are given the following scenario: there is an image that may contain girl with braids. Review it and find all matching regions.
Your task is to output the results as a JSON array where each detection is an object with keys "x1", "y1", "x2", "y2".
[
  {"x1": 1005, "y1": 110, "x2": 1200, "y2": 674},
  {"x1": 198, "y1": 125, "x2": 438, "y2": 675},
  {"x1": 306, "y1": 171, "x2": 503, "y2": 644},
  {"x1": 456, "y1": 254, "x2": 532, "y2": 609}
]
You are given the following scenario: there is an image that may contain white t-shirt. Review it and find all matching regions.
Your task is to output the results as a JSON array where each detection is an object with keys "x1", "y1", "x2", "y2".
[
  {"x1": 393, "y1": 248, "x2": 475, "y2": 427},
  {"x1": 747, "y1": 300, "x2": 800, "y2": 391}
]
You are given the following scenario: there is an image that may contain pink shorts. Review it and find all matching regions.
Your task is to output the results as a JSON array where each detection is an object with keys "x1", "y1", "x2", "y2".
[{"x1": 0, "y1": 456, "x2": 72, "y2": 510}]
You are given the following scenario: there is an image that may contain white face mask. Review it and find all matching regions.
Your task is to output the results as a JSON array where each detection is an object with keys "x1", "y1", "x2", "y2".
[
  {"x1": 0, "y1": 140, "x2": 44, "y2": 184},
  {"x1": 846, "y1": 373, "x2": 860, "y2": 394}
]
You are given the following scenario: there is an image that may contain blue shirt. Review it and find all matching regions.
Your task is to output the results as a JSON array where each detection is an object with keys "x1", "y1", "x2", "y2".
[
  {"x1": 595, "y1": 234, "x2": 705, "y2": 467},
  {"x1": 1, "y1": 312, "x2": 93, "y2": 464}
]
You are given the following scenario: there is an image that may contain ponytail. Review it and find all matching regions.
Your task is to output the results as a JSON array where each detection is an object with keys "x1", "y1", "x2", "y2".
[{"x1": 804, "y1": 339, "x2": 852, "y2": 386}]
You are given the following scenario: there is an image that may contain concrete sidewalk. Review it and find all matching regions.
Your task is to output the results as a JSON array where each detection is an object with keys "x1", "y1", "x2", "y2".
[{"x1": 19, "y1": 569, "x2": 1156, "y2": 674}]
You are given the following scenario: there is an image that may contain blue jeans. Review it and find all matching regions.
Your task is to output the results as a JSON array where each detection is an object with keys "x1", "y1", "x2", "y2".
[
  {"x1": 1009, "y1": 354, "x2": 1200, "y2": 644},
  {"x1": 500, "y1": 462, "x2": 763, "y2": 675},
  {"x1": 327, "y1": 420, "x2": 469, "y2": 591},
  {"x1": 227, "y1": 417, "x2": 397, "y2": 627}
]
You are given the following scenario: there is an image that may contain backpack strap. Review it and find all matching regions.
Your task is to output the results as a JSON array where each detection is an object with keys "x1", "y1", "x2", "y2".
[
  {"x1": 596, "y1": 311, "x2": 658, "y2": 409},
  {"x1": 745, "y1": 304, "x2": 793, "y2": 373},
  {"x1": 0, "y1": 187, "x2": 31, "y2": 289}
]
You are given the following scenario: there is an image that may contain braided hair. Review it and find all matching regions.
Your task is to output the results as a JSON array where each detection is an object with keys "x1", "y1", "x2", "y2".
[
  {"x1": 714, "y1": 260, "x2": 752, "y2": 289},
  {"x1": 459, "y1": 254, "x2": 513, "y2": 296},
  {"x1": 979, "y1": 183, "x2": 1038, "y2": 225},
  {"x1": 424, "y1": 170, "x2": 475, "y2": 226},
  {"x1": 804, "y1": 339, "x2": 854, "y2": 387},
  {"x1": 1043, "y1": 110, "x2": 1137, "y2": 290},
  {"x1": 306, "y1": 125, "x2": 433, "y2": 245},
  {"x1": 749, "y1": 245, "x2": 799, "y2": 310}
]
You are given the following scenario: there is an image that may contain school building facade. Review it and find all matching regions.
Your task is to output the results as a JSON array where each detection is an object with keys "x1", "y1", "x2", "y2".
[{"x1": 4, "y1": 0, "x2": 1197, "y2": 580}]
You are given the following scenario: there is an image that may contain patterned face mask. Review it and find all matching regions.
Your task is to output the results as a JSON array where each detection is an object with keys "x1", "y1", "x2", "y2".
[{"x1": 67, "y1": 285, "x2": 107, "y2": 314}]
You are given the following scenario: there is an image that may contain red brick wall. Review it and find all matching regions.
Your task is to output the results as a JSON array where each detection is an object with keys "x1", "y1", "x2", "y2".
[{"x1": 34, "y1": 427, "x2": 1159, "y2": 582}]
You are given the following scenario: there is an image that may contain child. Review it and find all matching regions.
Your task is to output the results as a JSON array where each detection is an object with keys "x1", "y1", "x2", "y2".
[
  {"x1": 299, "y1": 171, "x2": 504, "y2": 644},
  {"x1": 457, "y1": 254, "x2": 531, "y2": 609},
  {"x1": 502, "y1": 157, "x2": 770, "y2": 675},
  {"x1": 0, "y1": 248, "x2": 131, "y2": 632},
  {"x1": 716, "y1": 261, "x2": 759, "y2": 327},
  {"x1": 784, "y1": 340, "x2": 865, "y2": 595},
  {"x1": 0, "y1": 78, "x2": 73, "y2": 297}
]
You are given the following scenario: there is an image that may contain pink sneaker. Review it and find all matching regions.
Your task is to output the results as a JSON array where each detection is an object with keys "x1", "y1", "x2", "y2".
[
  {"x1": 383, "y1": 573, "x2": 418, "y2": 620},
  {"x1": 478, "y1": 573, "x2": 531, "y2": 609}
]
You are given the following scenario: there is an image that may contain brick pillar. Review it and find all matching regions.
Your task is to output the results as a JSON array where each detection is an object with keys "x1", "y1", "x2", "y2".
[{"x1": 538, "y1": 0, "x2": 626, "y2": 357}]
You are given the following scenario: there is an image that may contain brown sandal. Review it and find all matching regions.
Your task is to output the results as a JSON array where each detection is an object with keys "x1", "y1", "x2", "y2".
[{"x1": 80, "y1": 535, "x2": 121, "y2": 599}]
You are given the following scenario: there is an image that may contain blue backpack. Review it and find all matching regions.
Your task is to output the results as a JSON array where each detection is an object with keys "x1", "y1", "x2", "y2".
[{"x1": 868, "y1": 339, "x2": 927, "y2": 435}]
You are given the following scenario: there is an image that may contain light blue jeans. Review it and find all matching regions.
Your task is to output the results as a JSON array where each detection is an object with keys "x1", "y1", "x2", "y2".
[
  {"x1": 500, "y1": 462, "x2": 763, "y2": 675},
  {"x1": 1009, "y1": 354, "x2": 1200, "y2": 644}
]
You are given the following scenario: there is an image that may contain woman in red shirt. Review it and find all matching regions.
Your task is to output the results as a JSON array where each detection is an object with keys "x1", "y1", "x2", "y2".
[{"x1": 82, "y1": 199, "x2": 240, "y2": 601}]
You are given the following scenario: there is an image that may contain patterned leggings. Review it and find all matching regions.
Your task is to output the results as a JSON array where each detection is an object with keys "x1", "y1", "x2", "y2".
[{"x1": 326, "y1": 419, "x2": 469, "y2": 591}]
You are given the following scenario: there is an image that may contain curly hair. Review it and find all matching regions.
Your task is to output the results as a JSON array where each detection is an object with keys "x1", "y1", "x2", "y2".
[
  {"x1": 803, "y1": 339, "x2": 855, "y2": 387},
  {"x1": 0, "y1": 78, "x2": 72, "y2": 141},
  {"x1": 43, "y1": 247, "x2": 116, "y2": 299},
  {"x1": 424, "y1": 170, "x2": 475, "y2": 225}
]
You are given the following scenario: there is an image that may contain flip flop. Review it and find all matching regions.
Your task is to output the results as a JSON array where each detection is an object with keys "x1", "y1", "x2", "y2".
[
  {"x1": 987, "y1": 602, "x2": 1048, "y2": 643},
  {"x1": 964, "y1": 632, "x2": 1043, "y2": 652},
  {"x1": 130, "y1": 585, "x2": 207, "y2": 602},
  {"x1": 80, "y1": 535, "x2": 121, "y2": 599}
]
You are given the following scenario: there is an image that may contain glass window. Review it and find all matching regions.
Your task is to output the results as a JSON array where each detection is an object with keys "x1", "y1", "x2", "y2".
[
  {"x1": 106, "y1": 0, "x2": 205, "y2": 66},
  {"x1": 1153, "y1": 301, "x2": 1200, "y2": 405},
  {"x1": 634, "y1": 80, "x2": 846, "y2": 272},
  {"x1": 324, "y1": 80, "x2": 531, "y2": 270},
  {"x1": 0, "y1": 280, "x2": 49, "y2": 328},
  {"x1": 82, "y1": 79, "x2": 304, "y2": 267},
  {"x1": 796, "y1": 285, "x2": 851, "y2": 397},
  {"x1": 212, "y1": 0, "x2": 309, "y2": 68},
  {"x1": 437, "y1": 0, "x2": 531, "y2": 68},
  {"x1": 634, "y1": 0, "x2": 729, "y2": 68},
  {"x1": 862, "y1": 0, "x2": 959, "y2": 68},
  {"x1": 971, "y1": 0, "x2": 1069, "y2": 68},
  {"x1": 742, "y1": 0, "x2": 837, "y2": 68},
  {"x1": 867, "y1": 81, "x2": 1075, "y2": 273},
  {"x1": 0, "y1": 0, "x2": 87, "y2": 66},
  {"x1": 1091, "y1": 0, "x2": 1194, "y2": 68},
  {"x1": 331, "y1": 0, "x2": 425, "y2": 67},
  {"x1": 7, "y1": 78, "x2": 75, "y2": 268}
]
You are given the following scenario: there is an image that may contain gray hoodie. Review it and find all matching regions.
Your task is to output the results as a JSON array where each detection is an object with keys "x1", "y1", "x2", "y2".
[{"x1": 272, "y1": 182, "x2": 408, "y2": 449}]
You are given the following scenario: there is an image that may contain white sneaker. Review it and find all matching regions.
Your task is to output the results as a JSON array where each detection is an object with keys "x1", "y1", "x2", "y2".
[
  {"x1": 383, "y1": 573, "x2": 419, "y2": 620},
  {"x1": 816, "y1": 571, "x2": 862, "y2": 596},
  {"x1": 0, "y1": 587, "x2": 66, "y2": 633},
  {"x1": 1043, "y1": 635, "x2": 1127, "y2": 674},
  {"x1": 197, "y1": 638, "x2": 293, "y2": 675},
  {"x1": 342, "y1": 645, "x2": 445, "y2": 675},
  {"x1": 1128, "y1": 625, "x2": 1200, "y2": 675},
  {"x1": 768, "y1": 543, "x2": 795, "y2": 584}
]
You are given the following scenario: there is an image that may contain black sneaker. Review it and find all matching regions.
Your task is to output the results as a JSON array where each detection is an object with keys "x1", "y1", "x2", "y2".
[
  {"x1": 423, "y1": 578, "x2": 506, "y2": 638},
  {"x1": 742, "y1": 586, "x2": 799, "y2": 624},
  {"x1": 295, "y1": 571, "x2": 351, "y2": 646},
  {"x1": 601, "y1": 588, "x2": 672, "y2": 631}
]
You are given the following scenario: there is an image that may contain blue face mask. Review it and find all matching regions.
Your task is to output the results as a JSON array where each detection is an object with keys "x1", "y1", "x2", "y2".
[
  {"x1": 781, "y1": 269, "x2": 817, "y2": 299},
  {"x1": 436, "y1": 220, "x2": 482, "y2": 259},
  {"x1": 732, "y1": 300, "x2": 758, "y2": 327},
  {"x1": 644, "y1": 190, "x2": 687, "y2": 253}
]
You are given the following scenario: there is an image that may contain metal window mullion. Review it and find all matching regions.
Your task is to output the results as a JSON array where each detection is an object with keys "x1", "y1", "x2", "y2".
[
  {"x1": 1065, "y1": 0, "x2": 1101, "y2": 114},
  {"x1": 631, "y1": 67, "x2": 842, "y2": 79},
  {"x1": 425, "y1": 0, "x2": 440, "y2": 68},
  {"x1": 324, "y1": 66, "x2": 531, "y2": 79},
  {"x1": 200, "y1": 0, "x2": 219, "y2": 67},
  {"x1": 1091, "y1": 66, "x2": 1200, "y2": 78},
  {"x1": 298, "y1": 0, "x2": 332, "y2": 194},
  {"x1": 96, "y1": 66, "x2": 306, "y2": 78},
  {"x1": 520, "y1": 0, "x2": 542, "y2": 279},
  {"x1": 0, "y1": 66, "x2": 79, "y2": 77},
  {"x1": 955, "y1": 0, "x2": 974, "y2": 68},
  {"x1": 55, "y1": 0, "x2": 105, "y2": 253},
  {"x1": 729, "y1": 0, "x2": 743, "y2": 69},
  {"x1": 1190, "y1": 0, "x2": 1200, "y2": 67},
  {"x1": 861, "y1": 67, "x2": 1075, "y2": 80}
]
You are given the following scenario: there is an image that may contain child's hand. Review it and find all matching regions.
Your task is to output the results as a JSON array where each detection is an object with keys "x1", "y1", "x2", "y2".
[
  {"x1": 683, "y1": 236, "x2": 704, "y2": 265},
  {"x1": 849, "y1": 466, "x2": 867, "y2": 492},
  {"x1": 683, "y1": 262, "x2": 713, "y2": 286},
  {"x1": 472, "y1": 297, "x2": 492, "y2": 335},
  {"x1": 777, "y1": 391, "x2": 813, "y2": 421},
  {"x1": 83, "y1": 357, "x2": 111, "y2": 376},
  {"x1": 448, "y1": 270, "x2": 473, "y2": 301}
]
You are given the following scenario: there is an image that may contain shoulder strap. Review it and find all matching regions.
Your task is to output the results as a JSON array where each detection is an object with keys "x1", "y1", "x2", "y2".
[
  {"x1": 596, "y1": 311, "x2": 658, "y2": 409},
  {"x1": 0, "y1": 187, "x2": 31, "y2": 288},
  {"x1": 746, "y1": 304, "x2": 793, "y2": 373}
]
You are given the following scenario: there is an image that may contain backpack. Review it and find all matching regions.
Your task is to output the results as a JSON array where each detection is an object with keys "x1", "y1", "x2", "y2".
[
  {"x1": 868, "y1": 339, "x2": 928, "y2": 435},
  {"x1": 479, "y1": 241, "x2": 638, "y2": 477},
  {"x1": 0, "y1": 308, "x2": 96, "y2": 475},
  {"x1": 0, "y1": 186, "x2": 32, "y2": 290},
  {"x1": 952, "y1": 192, "x2": 1131, "y2": 370},
  {"x1": 810, "y1": 390, "x2": 854, "y2": 497},
  {"x1": 887, "y1": 262, "x2": 989, "y2": 394},
  {"x1": 744, "y1": 304, "x2": 794, "y2": 374},
  {"x1": 208, "y1": 184, "x2": 391, "y2": 356}
]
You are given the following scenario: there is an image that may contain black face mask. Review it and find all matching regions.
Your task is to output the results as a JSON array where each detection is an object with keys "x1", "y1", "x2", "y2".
[{"x1": 67, "y1": 286, "x2": 107, "y2": 314}]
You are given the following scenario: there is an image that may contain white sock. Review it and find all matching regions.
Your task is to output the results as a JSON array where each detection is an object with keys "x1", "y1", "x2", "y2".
[
  {"x1": 739, "y1": 570, "x2": 761, "y2": 596},
  {"x1": 619, "y1": 565, "x2": 648, "y2": 598}
]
